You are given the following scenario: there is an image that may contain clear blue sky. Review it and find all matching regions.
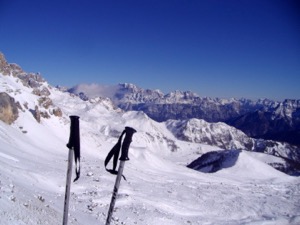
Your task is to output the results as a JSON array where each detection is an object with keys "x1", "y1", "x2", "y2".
[{"x1": 1, "y1": 0, "x2": 299, "y2": 100}]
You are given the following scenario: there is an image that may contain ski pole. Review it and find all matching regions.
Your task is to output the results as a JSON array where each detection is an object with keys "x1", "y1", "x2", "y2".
[
  {"x1": 63, "y1": 115, "x2": 80, "y2": 225},
  {"x1": 105, "y1": 127, "x2": 136, "y2": 225},
  {"x1": 63, "y1": 145, "x2": 73, "y2": 225},
  {"x1": 105, "y1": 160, "x2": 125, "y2": 225}
]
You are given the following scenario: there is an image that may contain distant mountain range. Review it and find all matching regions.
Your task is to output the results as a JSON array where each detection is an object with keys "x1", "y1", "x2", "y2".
[
  {"x1": 69, "y1": 83, "x2": 300, "y2": 146},
  {"x1": 1, "y1": 51, "x2": 299, "y2": 176}
]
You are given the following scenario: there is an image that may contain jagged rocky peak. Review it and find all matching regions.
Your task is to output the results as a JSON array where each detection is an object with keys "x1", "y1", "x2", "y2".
[
  {"x1": 0, "y1": 52, "x2": 6, "y2": 64},
  {"x1": 275, "y1": 99, "x2": 300, "y2": 116},
  {"x1": 166, "y1": 90, "x2": 199, "y2": 99},
  {"x1": 0, "y1": 52, "x2": 10, "y2": 75},
  {"x1": 119, "y1": 82, "x2": 162, "y2": 93},
  {"x1": 0, "y1": 52, "x2": 63, "y2": 123},
  {"x1": 117, "y1": 83, "x2": 164, "y2": 102},
  {"x1": 0, "y1": 52, "x2": 24, "y2": 76},
  {"x1": 18, "y1": 73, "x2": 46, "y2": 89},
  {"x1": 120, "y1": 83, "x2": 139, "y2": 92},
  {"x1": 0, "y1": 52, "x2": 49, "y2": 95},
  {"x1": 117, "y1": 85, "x2": 201, "y2": 104}
]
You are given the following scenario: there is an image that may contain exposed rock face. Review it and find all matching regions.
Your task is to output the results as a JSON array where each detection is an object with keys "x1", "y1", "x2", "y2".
[
  {"x1": 227, "y1": 99, "x2": 300, "y2": 146},
  {"x1": 187, "y1": 150, "x2": 241, "y2": 173},
  {"x1": 52, "y1": 108, "x2": 62, "y2": 117},
  {"x1": 0, "y1": 52, "x2": 47, "y2": 92},
  {"x1": 30, "y1": 106, "x2": 41, "y2": 123},
  {"x1": 0, "y1": 52, "x2": 64, "y2": 122},
  {"x1": 18, "y1": 73, "x2": 46, "y2": 89},
  {"x1": 32, "y1": 86, "x2": 51, "y2": 96},
  {"x1": 0, "y1": 52, "x2": 24, "y2": 76},
  {"x1": 0, "y1": 53, "x2": 11, "y2": 75},
  {"x1": 38, "y1": 97, "x2": 53, "y2": 109},
  {"x1": 0, "y1": 92, "x2": 19, "y2": 124}
]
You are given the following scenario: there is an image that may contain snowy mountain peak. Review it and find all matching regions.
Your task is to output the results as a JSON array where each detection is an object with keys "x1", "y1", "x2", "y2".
[
  {"x1": 164, "y1": 90, "x2": 199, "y2": 103},
  {"x1": 274, "y1": 99, "x2": 300, "y2": 118},
  {"x1": 166, "y1": 118, "x2": 254, "y2": 150},
  {"x1": 1, "y1": 52, "x2": 300, "y2": 224},
  {"x1": 120, "y1": 82, "x2": 139, "y2": 91}
]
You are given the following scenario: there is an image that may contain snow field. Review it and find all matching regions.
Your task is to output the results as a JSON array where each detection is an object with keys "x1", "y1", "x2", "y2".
[{"x1": 1, "y1": 72, "x2": 300, "y2": 224}]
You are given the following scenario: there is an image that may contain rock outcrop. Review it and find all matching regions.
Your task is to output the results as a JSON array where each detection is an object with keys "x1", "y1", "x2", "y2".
[
  {"x1": 0, "y1": 52, "x2": 63, "y2": 123},
  {"x1": 0, "y1": 92, "x2": 19, "y2": 124},
  {"x1": 0, "y1": 52, "x2": 24, "y2": 76}
]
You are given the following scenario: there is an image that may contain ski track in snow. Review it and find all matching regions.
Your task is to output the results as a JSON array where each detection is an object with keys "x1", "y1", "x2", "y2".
[
  {"x1": 0, "y1": 72, "x2": 300, "y2": 225},
  {"x1": 0, "y1": 152, "x2": 19, "y2": 162}
]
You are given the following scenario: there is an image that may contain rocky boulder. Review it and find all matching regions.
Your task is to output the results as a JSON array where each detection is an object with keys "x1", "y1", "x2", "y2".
[
  {"x1": 187, "y1": 150, "x2": 241, "y2": 173},
  {"x1": 30, "y1": 106, "x2": 41, "y2": 123},
  {"x1": 0, "y1": 92, "x2": 19, "y2": 124},
  {"x1": 52, "y1": 108, "x2": 63, "y2": 117}
]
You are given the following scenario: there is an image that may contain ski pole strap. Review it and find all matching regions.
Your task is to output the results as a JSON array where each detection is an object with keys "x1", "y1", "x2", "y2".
[
  {"x1": 104, "y1": 127, "x2": 136, "y2": 179},
  {"x1": 66, "y1": 115, "x2": 81, "y2": 182},
  {"x1": 104, "y1": 130, "x2": 125, "y2": 175}
]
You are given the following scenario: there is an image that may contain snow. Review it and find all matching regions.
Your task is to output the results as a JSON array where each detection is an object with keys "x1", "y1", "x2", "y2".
[{"x1": 1, "y1": 72, "x2": 300, "y2": 225}]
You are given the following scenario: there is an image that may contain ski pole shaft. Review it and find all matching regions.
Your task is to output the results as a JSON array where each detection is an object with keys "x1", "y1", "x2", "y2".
[
  {"x1": 105, "y1": 127, "x2": 136, "y2": 225},
  {"x1": 63, "y1": 148, "x2": 74, "y2": 225},
  {"x1": 63, "y1": 115, "x2": 80, "y2": 225},
  {"x1": 105, "y1": 160, "x2": 125, "y2": 225}
]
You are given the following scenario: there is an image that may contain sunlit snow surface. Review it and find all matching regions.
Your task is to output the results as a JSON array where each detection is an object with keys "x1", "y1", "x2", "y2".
[{"x1": 0, "y1": 74, "x2": 300, "y2": 225}]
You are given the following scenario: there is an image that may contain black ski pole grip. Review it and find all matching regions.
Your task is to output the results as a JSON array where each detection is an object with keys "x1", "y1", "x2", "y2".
[
  {"x1": 119, "y1": 126, "x2": 136, "y2": 161},
  {"x1": 66, "y1": 115, "x2": 80, "y2": 150},
  {"x1": 66, "y1": 115, "x2": 81, "y2": 182}
]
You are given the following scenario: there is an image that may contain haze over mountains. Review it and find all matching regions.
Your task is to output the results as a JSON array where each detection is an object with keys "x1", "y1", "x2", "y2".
[{"x1": 1, "y1": 52, "x2": 300, "y2": 224}]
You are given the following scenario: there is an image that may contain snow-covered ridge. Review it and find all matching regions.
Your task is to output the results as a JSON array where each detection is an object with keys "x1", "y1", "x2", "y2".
[
  {"x1": 69, "y1": 82, "x2": 300, "y2": 146},
  {"x1": 166, "y1": 118, "x2": 300, "y2": 175},
  {"x1": 1, "y1": 52, "x2": 300, "y2": 224},
  {"x1": 166, "y1": 118, "x2": 254, "y2": 150},
  {"x1": 68, "y1": 82, "x2": 283, "y2": 108}
]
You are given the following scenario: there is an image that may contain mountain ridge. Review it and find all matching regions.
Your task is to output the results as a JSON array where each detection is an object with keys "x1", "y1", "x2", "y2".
[
  {"x1": 1, "y1": 51, "x2": 300, "y2": 224},
  {"x1": 69, "y1": 82, "x2": 300, "y2": 146}
]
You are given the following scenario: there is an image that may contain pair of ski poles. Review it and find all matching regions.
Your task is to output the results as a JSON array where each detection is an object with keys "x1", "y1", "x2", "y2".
[{"x1": 63, "y1": 115, "x2": 136, "y2": 225}]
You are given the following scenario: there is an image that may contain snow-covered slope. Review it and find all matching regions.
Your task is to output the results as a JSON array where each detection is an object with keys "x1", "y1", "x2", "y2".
[
  {"x1": 165, "y1": 118, "x2": 300, "y2": 175},
  {"x1": 166, "y1": 118, "x2": 254, "y2": 150},
  {"x1": 1, "y1": 54, "x2": 300, "y2": 225}
]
